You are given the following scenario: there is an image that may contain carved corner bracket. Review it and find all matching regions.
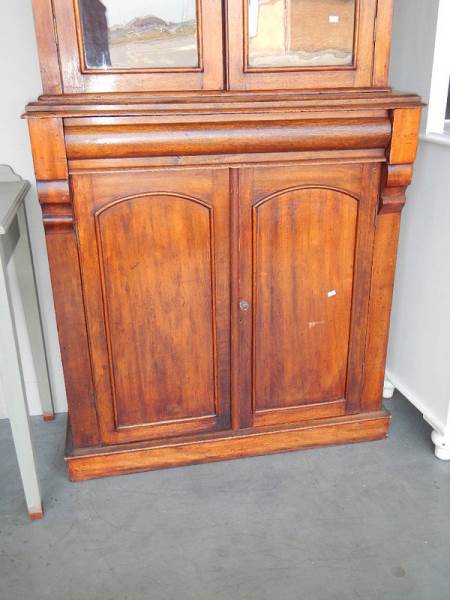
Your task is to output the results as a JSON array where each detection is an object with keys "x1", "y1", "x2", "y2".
[
  {"x1": 27, "y1": 117, "x2": 73, "y2": 231},
  {"x1": 379, "y1": 107, "x2": 422, "y2": 215},
  {"x1": 379, "y1": 163, "x2": 414, "y2": 214},
  {"x1": 37, "y1": 179, "x2": 74, "y2": 231}
]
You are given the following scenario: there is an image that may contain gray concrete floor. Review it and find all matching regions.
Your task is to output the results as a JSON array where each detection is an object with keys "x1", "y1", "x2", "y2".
[{"x1": 1, "y1": 393, "x2": 450, "y2": 600}]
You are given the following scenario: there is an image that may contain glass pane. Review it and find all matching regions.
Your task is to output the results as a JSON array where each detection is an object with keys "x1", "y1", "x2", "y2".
[
  {"x1": 78, "y1": 0, "x2": 199, "y2": 70},
  {"x1": 248, "y1": 0, "x2": 356, "y2": 68}
]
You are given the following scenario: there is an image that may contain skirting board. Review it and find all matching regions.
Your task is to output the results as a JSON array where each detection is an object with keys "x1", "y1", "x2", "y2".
[
  {"x1": 385, "y1": 369, "x2": 450, "y2": 460},
  {"x1": 385, "y1": 369, "x2": 449, "y2": 435},
  {"x1": 66, "y1": 410, "x2": 390, "y2": 481}
]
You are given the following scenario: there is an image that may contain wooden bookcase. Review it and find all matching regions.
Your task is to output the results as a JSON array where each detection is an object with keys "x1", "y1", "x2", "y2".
[{"x1": 25, "y1": 0, "x2": 422, "y2": 480}]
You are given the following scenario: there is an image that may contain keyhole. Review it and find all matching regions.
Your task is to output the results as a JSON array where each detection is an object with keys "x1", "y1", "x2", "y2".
[{"x1": 239, "y1": 299, "x2": 250, "y2": 312}]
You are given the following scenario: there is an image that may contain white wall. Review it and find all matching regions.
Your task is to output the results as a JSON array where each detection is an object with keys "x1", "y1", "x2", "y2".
[
  {"x1": 0, "y1": 1, "x2": 67, "y2": 417},
  {"x1": 388, "y1": 0, "x2": 450, "y2": 433},
  {"x1": 390, "y1": 0, "x2": 440, "y2": 115}
]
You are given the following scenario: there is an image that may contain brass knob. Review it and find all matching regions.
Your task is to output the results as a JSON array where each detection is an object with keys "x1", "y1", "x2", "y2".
[{"x1": 239, "y1": 299, "x2": 250, "y2": 312}]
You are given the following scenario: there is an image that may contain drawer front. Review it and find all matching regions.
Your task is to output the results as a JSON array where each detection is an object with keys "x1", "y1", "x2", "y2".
[{"x1": 65, "y1": 117, "x2": 391, "y2": 160}]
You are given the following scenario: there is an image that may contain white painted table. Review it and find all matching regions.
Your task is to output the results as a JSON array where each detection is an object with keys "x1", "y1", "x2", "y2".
[{"x1": 0, "y1": 166, "x2": 54, "y2": 519}]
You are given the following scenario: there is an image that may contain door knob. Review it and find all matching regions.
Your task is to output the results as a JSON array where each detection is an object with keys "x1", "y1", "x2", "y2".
[{"x1": 239, "y1": 299, "x2": 250, "y2": 312}]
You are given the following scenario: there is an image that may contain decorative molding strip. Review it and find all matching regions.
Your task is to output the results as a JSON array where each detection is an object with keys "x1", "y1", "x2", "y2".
[{"x1": 42, "y1": 216, "x2": 74, "y2": 232}]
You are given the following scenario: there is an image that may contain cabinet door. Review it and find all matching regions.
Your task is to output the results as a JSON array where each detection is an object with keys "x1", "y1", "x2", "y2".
[
  {"x1": 237, "y1": 163, "x2": 380, "y2": 428},
  {"x1": 72, "y1": 169, "x2": 231, "y2": 444},
  {"x1": 227, "y1": 0, "x2": 380, "y2": 90},
  {"x1": 52, "y1": 0, "x2": 224, "y2": 93}
]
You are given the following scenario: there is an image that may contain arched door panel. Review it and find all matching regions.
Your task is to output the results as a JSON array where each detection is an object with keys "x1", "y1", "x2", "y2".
[{"x1": 254, "y1": 188, "x2": 357, "y2": 411}]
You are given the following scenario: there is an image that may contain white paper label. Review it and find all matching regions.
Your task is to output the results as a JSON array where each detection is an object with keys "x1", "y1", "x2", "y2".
[{"x1": 329, "y1": 15, "x2": 340, "y2": 23}]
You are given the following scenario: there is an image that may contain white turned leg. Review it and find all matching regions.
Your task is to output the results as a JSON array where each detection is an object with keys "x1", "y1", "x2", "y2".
[
  {"x1": 431, "y1": 430, "x2": 450, "y2": 461},
  {"x1": 383, "y1": 378, "x2": 396, "y2": 399},
  {"x1": 0, "y1": 247, "x2": 43, "y2": 519}
]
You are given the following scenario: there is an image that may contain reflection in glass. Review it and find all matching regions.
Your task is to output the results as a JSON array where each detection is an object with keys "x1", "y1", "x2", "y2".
[
  {"x1": 78, "y1": 0, "x2": 199, "y2": 70},
  {"x1": 248, "y1": 0, "x2": 356, "y2": 68}
]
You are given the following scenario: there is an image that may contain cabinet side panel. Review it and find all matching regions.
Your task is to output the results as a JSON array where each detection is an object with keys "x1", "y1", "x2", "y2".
[
  {"x1": 345, "y1": 163, "x2": 380, "y2": 413},
  {"x1": 28, "y1": 116, "x2": 100, "y2": 447},
  {"x1": 362, "y1": 107, "x2": 421, "y2": 410},
  {"x1": 31, "y1": 0, "x2": 63, "y2": 95},
  {"x1": 361, "y1": 211, "x2": 400, "y2": 411},
  {"x1": 44, "y1": 228, "x2": 100, "y2": 446}
]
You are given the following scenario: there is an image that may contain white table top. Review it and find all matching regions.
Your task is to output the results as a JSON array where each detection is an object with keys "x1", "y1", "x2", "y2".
[{"x1": 0, "y1": 166, "x2": 30, "y2": 234}]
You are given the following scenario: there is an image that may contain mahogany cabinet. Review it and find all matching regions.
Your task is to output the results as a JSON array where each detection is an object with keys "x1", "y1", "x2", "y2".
[{"x1": 26, "y1": 0, "x2": 422, "y2": 480}]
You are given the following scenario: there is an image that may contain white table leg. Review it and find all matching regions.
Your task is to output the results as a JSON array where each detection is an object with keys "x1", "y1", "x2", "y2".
[
  {"x1": 0, "y1": 256, "x2": 43, "y2": 519},
  {"x1": 18, "y1": 204, "x2": 54, "y2": 420}
]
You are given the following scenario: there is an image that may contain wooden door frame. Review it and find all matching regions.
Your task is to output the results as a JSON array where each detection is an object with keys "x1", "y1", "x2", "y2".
[
  {"x1": 234, "y1": 163, "x2": 381, "y2": 429},
  {"x1": 226, "y1": 0, "x2": 388, "y2": 90},
  {"x1": 50, "y1": 0, "x2": 224, "y2": 93},
  {"x1": 71, "y1": 168, "x2": 232, "y2": 445}
]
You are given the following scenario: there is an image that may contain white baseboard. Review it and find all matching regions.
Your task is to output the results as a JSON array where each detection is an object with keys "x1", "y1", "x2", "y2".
[
  {"x1": 385, "y1": 369, "x2": 448, "y2": 434},
  {"x1": 385, "y1": 369, "x2": 450, "y2": 461}
]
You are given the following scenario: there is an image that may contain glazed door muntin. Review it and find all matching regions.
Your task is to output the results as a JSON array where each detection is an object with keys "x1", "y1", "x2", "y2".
[
  {"x1": 72, "y1": 169, "x2": 231, "y2": 445},
  {"x1": 236, "y1": 163, "x2": 380, "y2": 428},
  {"x1": 53, "y1": 0, "x2": 224, "y2": 92}
]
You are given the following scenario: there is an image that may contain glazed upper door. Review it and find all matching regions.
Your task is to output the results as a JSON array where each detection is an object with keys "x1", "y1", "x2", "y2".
[
  {"x1": 72, "y1": 169, "x2": 231, "y2": 444},
  {"x1": 227, "y1": 0, "x2": 379, "y2": 90},
  {"x1": 52, "y1": 0, "x2": 224, "y2": 92},
  {"x1": 236, "y1": 163, "x2": 380, "y2": 428}
]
